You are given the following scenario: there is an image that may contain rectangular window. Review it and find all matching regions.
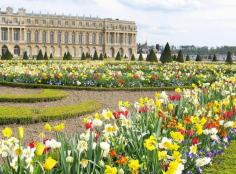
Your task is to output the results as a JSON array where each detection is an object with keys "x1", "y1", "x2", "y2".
[
  {"x1": 14, "y1": 30, "x2": 20, "y2": 41},
  {"x1": 35, "y1": 19, "x2": 39, "y2": 24},
  {"x1": 35, "y1": 31, "x2": 39, "y2": 43},
  {"x1": 27, "y1": 32, "x2": 31, "y2": 43},
  {"x1": 27, "y1": 19, "x2": 31, "y2": 24},
  {"x1": 1, "y1": 29, "x2": 8, "y2": 41},
  {"x1": 2, "y1": 17, "x2": 6, "y2": 23},
  {"x1": 72, "y1": 33, "x2": 75, "y2": 44},
  {"x1": 79, "y1": 33, "x2": 82, "y2": 44},
  {"x1": 58, "y1": 32, "x2": 61, "y2": 44}
]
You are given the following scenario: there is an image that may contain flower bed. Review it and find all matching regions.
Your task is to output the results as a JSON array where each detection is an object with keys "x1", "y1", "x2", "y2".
[
  {"x1": 0, "y1": 60, "x2": 235, "y2": 88},
  {"x1": 0, "y1": 76, "x2": 235, "y2": 173},
  {"x1": 0, "y1": 89, "x2": 68, "y2": 103}
]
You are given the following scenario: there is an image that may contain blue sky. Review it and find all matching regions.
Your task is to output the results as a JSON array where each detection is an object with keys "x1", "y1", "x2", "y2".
[{"x1": 1, "y1": 0, "x2": 236, "y2": 46}]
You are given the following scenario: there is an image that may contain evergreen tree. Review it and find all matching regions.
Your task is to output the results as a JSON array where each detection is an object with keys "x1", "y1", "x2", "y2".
[
  {"x1": 138, "y1": 53, "x2": 143, "y2": 61},
  {"x1": 1, "y1": 48, "x2": 13, "y2": 60},
  {"x1": 208, "y1": 54, "x2": 212, "y2": 60},
  {"x1": 23, "y1": 51, "x2": 29, "y2": 60},
  {"x1": 81, "y1": 52, "x2": 86, "y2": 60},
  {"x1": 99, "y1": 53, "x2": 104, "y2": 60},
  {"x1": 186, "y1": 54, "x2": 190, "y2": 61},
  {"x1": 160, "y1": 42, "x2": 172, "y2": 63},
  {"x1": 93, "y1": 51, "x2": 99, "y2": 60},
  {"x1": 63, "y1": 52, "x2": 67, "y2": 60},
  {"x1": 44, "y1": 52, "x2": 48, "y2": 60},
  {"x1": 226, "y1": 51, "x2": 233, "y2": 64},
  {"x1": 176, "y1": 50, "x2": 184, "y2": 63},
  {"x1": 131, "y1": 54, "x2": 136, "y2": 61},
  {"x1": 147, "y1": 49, "x2": 157, "y2": 62},
  {"x1": 115, "y1": 51, "x2": 121, "y2": 61},
  {"x1": 104, "y1": 53, "x2": 107, "y2": 59},
  {"x1": 50, "y1": 53, "x2": 53, "y2": 59},
  {"x1": 212, "y1": 54, "x2": 217, "y2": 62},
  {"x1": 172, "y1": 55, "x2": 177, "y2": 61},
  {"x1": 37, "y1": 50, "x2": 44, "y2": 60},
  {"x1": 66, "y1": 51, "x2": 72, "y2": 60},
  {"x1": 195, "y1": 54, "x2": 202, "y2": 61}
]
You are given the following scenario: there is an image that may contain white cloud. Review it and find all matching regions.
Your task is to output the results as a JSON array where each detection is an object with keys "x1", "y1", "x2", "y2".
[{"x1": 0, "y1": 0, "x2": 236, "y2": 46}]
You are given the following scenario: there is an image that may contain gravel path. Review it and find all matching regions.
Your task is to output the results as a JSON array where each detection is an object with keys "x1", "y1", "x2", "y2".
[{"x1": 0, "y1": 86, "x2": 164, "y2": 143}]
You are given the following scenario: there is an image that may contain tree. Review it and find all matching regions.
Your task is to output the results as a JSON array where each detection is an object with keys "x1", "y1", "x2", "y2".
[
  {"x1": 176, "y1": 50, "x2": 184, "y2": 63},
  {"x1": 226, "y1": 51, "x2": 233, "y2": 64},
  {"x1": 186, "y1": 54, "x2": 190, "y2": 61},
  {"x1": 131, "y1": 54, "x2": 136, "y2": 61},
  {"x1": 50, "y1": 53, "x2": 53, "y2": 59},
  {"x1": 138, "y1": 53, "x2": 143, "y2": 61},
  {"x1": 63, "y1": 52, "x2": 68, "y2": 60},
  {"x1": 1, "y1": 48, "x2": 13, "y2": 60},
  {"x1": 81, "y1": 52, "x2": 86, "y2": 60},
  {"x1": 208, "y1": 55, "x2": 212, "y2": 60},
  {"x1": 160, "y1": 42, "x2": 172, "y2": 63},
  {"x1": 93, "y1": 51, "x2": 99, "y2": 60},
  {"x1": 66, "y1": 51, "x2": 72, "y2": 60},
  {"x1": 44, "y1": 52, "x2": 48, "y2": 60},
  {"x1": 37, "y1": 50, "x2": 44, "y2": 60},
  {"x1": 172, "y1": 55, "x2": 177, "y2": 61},
  {"x1": 104, "y1": 53, "x2": 107, "y2": 59},
  {"x1": 212, "y1": 54, "x2": 217, "y2": 62},
  {"x1": 23, "y1": 51, "x2": 29, "y2": 60},
  {"x1": 195, "y1": 54, "x2": 202, "y2": 61},
  {"x1": 115, "y1": 51, "x2": 121, "y2": 61},
  {"x1": 99, "y1": 53, "x2": 104, "y2": 60},
  {"x1": 147, "y1": 49, "x2": 157, "y2": 62}
]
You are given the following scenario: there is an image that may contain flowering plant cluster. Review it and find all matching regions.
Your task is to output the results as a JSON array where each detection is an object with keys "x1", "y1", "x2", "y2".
[
  {"x1": 0, "y1": 61, "x2": 234, "y2": 87},
  {"x1": 0, "y1": 76, "x2": 236, "y2": 174}
]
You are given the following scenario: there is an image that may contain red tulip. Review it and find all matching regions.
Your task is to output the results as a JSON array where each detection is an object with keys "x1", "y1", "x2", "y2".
[{"x1": 192, "y1": 137, "x2": 199, "y2": 145}]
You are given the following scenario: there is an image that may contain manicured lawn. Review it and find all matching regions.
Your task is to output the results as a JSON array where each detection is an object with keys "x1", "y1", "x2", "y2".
[{"x1": 204, "y1": 141, "x2": 236, "y2": 174}]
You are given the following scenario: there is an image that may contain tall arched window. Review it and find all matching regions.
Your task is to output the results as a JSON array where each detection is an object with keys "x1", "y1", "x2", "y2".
[
  {"x1": 14, "y1": 45, "x2": 20, "y2": 56},
  {"x1": 50, "y1": 31, "x2": 54, "y2": 44},
  {"x1": 42, "y1": 31, "x2": 47, "y2": 44},
  {"x1": 72, "y1": 32, "x2": 76, "y2": 44},
  {"x1": 86, "y1": 33, "x2": 89, "y2": 44},
  {"x1": 79, "y1": 33, "x2": 83, "y2": 44},
  {"x1": 65, "y1": 32, "x2": 69, "y2": 44},
  {"x1": 27, "y1": 31, "x2": 31, "y2": 43},
  {"x1": 92, "y1": 33, "x2": 96, "y2": 44},
  {"x1": 35, "y1": 31, "x2": 39, "y2": 43},
  {"x1": 58, "y1": 32, "x2": 61, "y2": 44}
]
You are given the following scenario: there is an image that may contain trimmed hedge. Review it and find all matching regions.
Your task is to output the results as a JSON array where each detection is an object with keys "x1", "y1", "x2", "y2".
[
  {"x1": 0, "y1": 81, "x2": 193, "y2": 91},
  {"x1": 0, "y1": 89, "x2": 68, "y2": 103},
  {"x1": 0, "y1": 100, "x2": 101, "y2": 125}
]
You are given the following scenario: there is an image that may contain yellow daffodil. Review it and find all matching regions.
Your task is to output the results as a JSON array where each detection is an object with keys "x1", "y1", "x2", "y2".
[
  {"x1": 128, "y1": 160, "x2": 141, "y2": 173},
  {"x1": 144, "y1": 135, "x2": 157, "y2": 151},
  {"x1": 158, "y1": 151, "x2": 167, "y2": 160},
  {"x1": 44, "y1": 123, "x2": 52, "y2": 131},
  {"x1": 104, "y1": 165, "x2": 118, "y2": 174},
  {"x1": 53, "y1": 123, "x2": 65, "y2": 132},
  {"x1": 2, "y1": 127, "x2": 13, "y2": 138},
  {"x1": 170, "y1": 131, "x2": 184, "y2": 142}
]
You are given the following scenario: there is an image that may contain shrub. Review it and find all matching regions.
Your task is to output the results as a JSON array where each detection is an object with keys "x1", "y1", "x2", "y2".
[
  {"x1": 160, "y1": 42, "x2": 172, "y2": 63},
  {"x1": 93, "y1": 51, "x2": 99, "y2": 60},
  {"x1": 147, "y1": 49, "x2": 157, "y2": 62},
  {"x1": 37, "y1": 50, "x2": 44, "y2": 60},
  {"x1": 81, "y1": 52, "x2": 86, "y2": 60},
  {"x1": 208, "y1": 55, "x2": 212, "y2": 60},
  {"x1": 23, "y1": 51, "x2": 29, "y2": 60},
  {"x1": 196, "y1": 54, "x2": 202, "y2": 61},
  {"x1": 104, "y1": 53, "x2": 107, "y2": 59},
  {"x1": 212, "y1": 54, "x2": 217, "y2": 62},
  {"x1": 1, "y1": 48, "x2": 13, "y2": 60},
  {"x1": 131, "y1": 54, "x2": 136, "y2": 61},
  {"x1": 115, "y1": 51, "x2": 121, "y2": 61},
  {"x1": 138, "y1": 53, "x2": 143, "y2": 61},
  {"x1": 186, "y1": 54, "x2": 190, "y2": 61},
  {"x1": 176, "y1": 50, "x2": 184, "y2": 63},
  {"x1": 99, "y1": 53, "x2": 104, "y2": 60},
  {"x1": 44, "y1": 52, "x2": 48, "y2": 60},
  {"x1": 50, "y1": 53, "x2": 53, "y2": 59},
  {"x1": 226, "y1": 51, "x2": 233, "y2": 64}
]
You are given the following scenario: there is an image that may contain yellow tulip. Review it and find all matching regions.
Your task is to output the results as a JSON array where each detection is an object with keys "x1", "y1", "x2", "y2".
[
  {"x1": 35, "y1": 143, "x2": 45, "y2": 156},
  {"x1": 44, "y1": 123, "x2": 52, "y2": 131},
  {"x1": 17, "y1": 127, "x2": 24, "y2": 140},
  {"x1": 53, "y1": 123, "x2": 65, "y2": 132},
  {"x1": 44, "y1": 157, "x2": 57, "y2": 171}
]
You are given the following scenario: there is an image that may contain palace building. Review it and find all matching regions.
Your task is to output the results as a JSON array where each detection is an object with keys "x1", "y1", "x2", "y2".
[{"x1": 0, "y1": 7, "x2": 137, "y2": 58}]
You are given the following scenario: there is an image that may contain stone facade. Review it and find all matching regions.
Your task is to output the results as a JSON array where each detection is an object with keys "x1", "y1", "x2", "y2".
[{"x1": 0, "y1": 7, "x2": 137, "y2": 58}]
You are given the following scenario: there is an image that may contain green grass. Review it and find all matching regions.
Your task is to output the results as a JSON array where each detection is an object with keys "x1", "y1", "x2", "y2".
[
  {"x1": 0, "y1": 89, "x2": 68, "y2": 102},
  {"x1": 204, "y1": 141, "x2": 236, "y2": 174},
  {"x1": 0, "y1": 100, "x2": 101, "y2": 124}
]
